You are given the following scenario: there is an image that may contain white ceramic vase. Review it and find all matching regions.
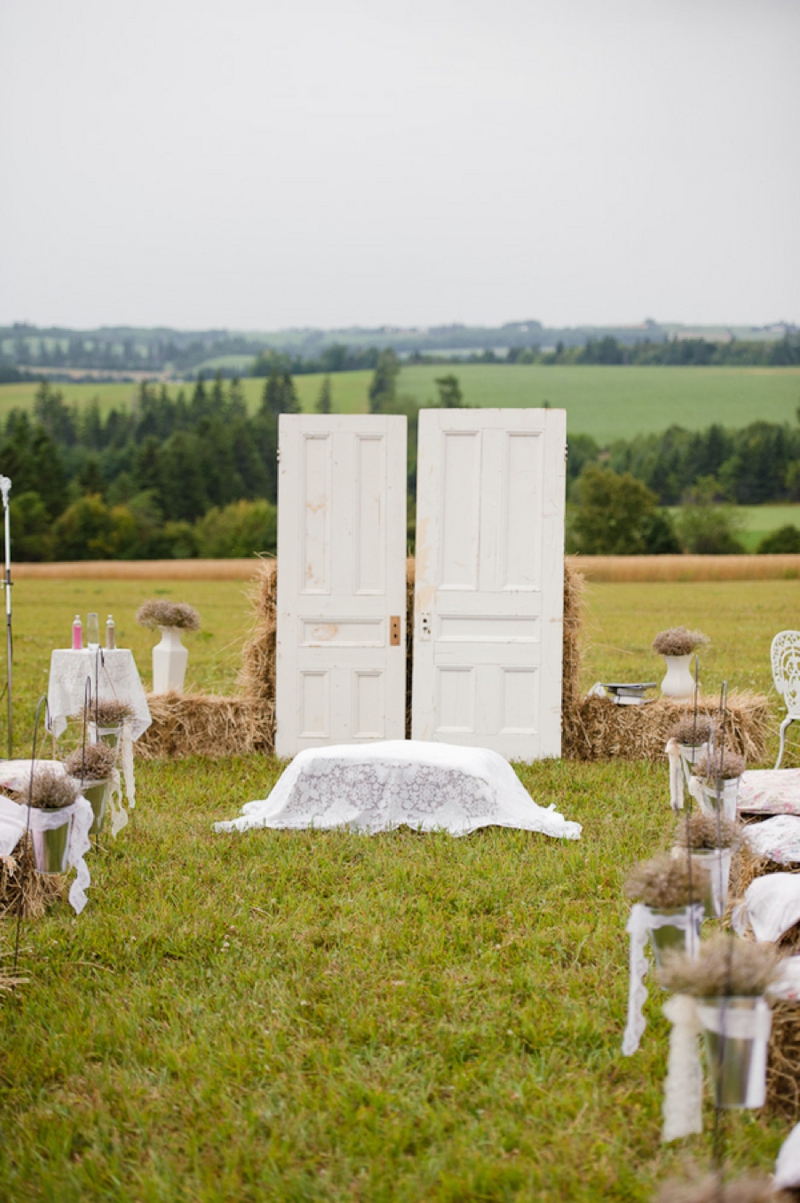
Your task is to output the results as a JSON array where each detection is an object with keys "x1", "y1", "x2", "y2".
[
  {"x1": 661, "y1": 653, "x2": 696, "y2": 700},
  {"x1": 152, "y1": 625, "x2": 188, "y2": 693}
]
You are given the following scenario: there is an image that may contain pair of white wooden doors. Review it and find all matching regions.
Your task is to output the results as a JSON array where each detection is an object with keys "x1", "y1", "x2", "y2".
[{"x1": 275, "y1": 409, "x2": 566, "y2": 762}]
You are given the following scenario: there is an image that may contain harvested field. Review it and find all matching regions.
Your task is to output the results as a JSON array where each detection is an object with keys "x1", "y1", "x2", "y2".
[
  {"x1": 11, "y1": 559, "x2": 261, "y2": 581},
  {"x1": 574, "y1": 554, "x2": 800, "y2": 582}
]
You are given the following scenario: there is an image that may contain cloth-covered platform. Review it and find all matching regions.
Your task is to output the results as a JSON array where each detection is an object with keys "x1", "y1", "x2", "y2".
[{"x1": 215, "y1": 740, "x2": 582, "y2": 840}]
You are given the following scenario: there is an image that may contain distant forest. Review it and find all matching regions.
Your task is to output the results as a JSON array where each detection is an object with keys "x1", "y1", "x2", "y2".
[
  {"x1": 1, "y1": 319, "x2": 798, "y2": 382},
  {"x1": 1, "y1": 373, "x2": 799, "y2": 561}
]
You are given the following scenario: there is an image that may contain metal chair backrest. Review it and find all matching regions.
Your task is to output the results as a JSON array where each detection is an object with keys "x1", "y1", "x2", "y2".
[{"x1": 772, "y1": 631, "x2": 800, "y2": 718}]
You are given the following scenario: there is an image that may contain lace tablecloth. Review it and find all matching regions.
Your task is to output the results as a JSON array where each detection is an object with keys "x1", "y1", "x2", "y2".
[
  {"x1": 215, "y1": 740, "x2": 582, "y2": 840},
  {"x1": 47, "y1": 649, "x2": 151, "y2": 741}
]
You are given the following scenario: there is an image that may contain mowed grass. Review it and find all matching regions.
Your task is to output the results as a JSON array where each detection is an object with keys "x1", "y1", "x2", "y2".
[
  {"x1": 3, "y1": 363, "x2": 800, "y2": 442},
  {"x1": 0, "y1": 577, "x2": 796, "y2": 1200}
]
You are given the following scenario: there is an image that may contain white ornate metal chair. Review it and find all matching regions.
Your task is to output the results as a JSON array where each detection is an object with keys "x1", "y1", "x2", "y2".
[{"x1": 772, "y1": 631, "x2": 800, "y2": 768}]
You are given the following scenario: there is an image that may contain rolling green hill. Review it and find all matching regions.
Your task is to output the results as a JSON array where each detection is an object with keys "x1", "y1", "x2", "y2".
[{"x1": 1, "y1": 364, "x2": 799, "y2": 444}]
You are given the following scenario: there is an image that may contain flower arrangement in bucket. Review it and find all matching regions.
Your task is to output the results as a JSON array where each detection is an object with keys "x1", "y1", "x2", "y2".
[
  {"x1": 659, "y1": 934, "x2": 785, "y2": 1109},
  {"x1": 64, "y1": 742, "x2": 117, "y2": 836},
  {"x1": 652, "y1": 627, "x2": 708, "y2": 699},
  {"x1": 674, "y1": 813, "x2": 741, "y2": 919},
  {"x1": 136, "y1": 600, "x2": 200, "y2": 694},
  {"x1": 88, "y1": 698, "x2": 134, "y2": 750},
  {"x1": 25, "y1": 767, "x2": 80, "y2": 874},
  {"x1": 693, "y1": 749, "x2": 745, "y2": 823},
  {"x1": 669, "y1": 713, "x2": 717, "y2": 772},
  {"x1": 625, "y1": 852, "x2": 709, "y2": 968}
]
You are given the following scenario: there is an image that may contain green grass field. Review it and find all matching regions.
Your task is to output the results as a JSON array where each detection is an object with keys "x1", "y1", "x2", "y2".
[
  {"x1": 3, "y1": 364, "x2": 800, "y2": 443},
  {"x1": 0, "y1": 577, "x2": 796, "y2": 1199}
]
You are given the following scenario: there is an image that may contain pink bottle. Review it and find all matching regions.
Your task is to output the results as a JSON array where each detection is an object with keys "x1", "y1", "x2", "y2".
[{"x1": 72, "y1": 615, "x2": 83, "y2": 650}]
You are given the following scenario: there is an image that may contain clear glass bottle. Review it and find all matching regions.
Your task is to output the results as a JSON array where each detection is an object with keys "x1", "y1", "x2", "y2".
[
  {"x1": 72, "y1": 615, "x2": 83, "y2": 650},
  {"x1": 86, "y1": 612, "x2": 100, "y2": 651},
  {"x1": 105, "y1": 615, "x2": 116, "y2": 649}
]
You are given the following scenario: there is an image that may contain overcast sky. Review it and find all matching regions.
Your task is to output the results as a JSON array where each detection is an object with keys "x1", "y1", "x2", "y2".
[{"x1": 1, "y1": 0, "x2": 798, "y2": 332}]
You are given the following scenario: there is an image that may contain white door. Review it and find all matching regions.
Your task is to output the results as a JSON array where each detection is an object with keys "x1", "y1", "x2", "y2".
[
  {"x1": 412, "y1": 408, "x2": 566, "y2": 761},
  {"x1": 275, "y1": 414, "x2": 407, "y2": 758}
]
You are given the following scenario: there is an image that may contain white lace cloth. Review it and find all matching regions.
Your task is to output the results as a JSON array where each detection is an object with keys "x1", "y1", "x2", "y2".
[
  {"x1": 744, "y1": 814, "x2": 800, "y2": 864},
  {"x1": 47, "y1": 649, "x2": 151, "y2": 741},
  {"x1": 0, "y1": 775, "x2": 93, "y2": 914},
  {"x1": 662, "y1": 994, "x2": 703, "y2": 1141},
  {"x1": 738, "y1": 768, "x2": 800, "y2": 816},
  {"x1": 732, "y1": 872, "x2": 800, "y2": 943},
  {"x1": 215, "y1": 740, "x2": 582, "y2": 840}
]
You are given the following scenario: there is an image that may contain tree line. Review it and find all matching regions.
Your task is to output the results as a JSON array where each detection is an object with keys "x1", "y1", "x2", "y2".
[{"x1": 1, "y1": 367, "x2": 799, "y2": 560}]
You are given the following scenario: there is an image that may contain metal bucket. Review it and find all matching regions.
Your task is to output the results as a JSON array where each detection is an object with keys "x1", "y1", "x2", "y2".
[
  {"x1": 698, "y1": 779, "x2": 739, "y2": 822},
  {"x1": 691, "y1": 848, "x2": 733, "y2": 919},
  {"x1": 89, "y1": 722, "x2": 122, "y2": 752},
  {"x1": 82, "y1": 779, "x2": 110, "y2": 835},
  {"x1": 698, "y1": 997, "x2": 771, "y2": 1109},
  {"x1": 647, "y1": 907, "x2": 701, "y2": 970},
  {"x1": 31, "y1": 815, "x2": 73, "y2": 874},
  {"x1": 677, "y1": 741, "x2": 708, "y2": 776}
]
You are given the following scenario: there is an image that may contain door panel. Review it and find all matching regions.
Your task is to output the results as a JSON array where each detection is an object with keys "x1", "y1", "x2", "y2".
[
  {"x1": 276, "y1": 415, "x2": 407, "y2": 757},
  {"x1": 412, "y1": 409, "x2": 566, "y2": 761}
]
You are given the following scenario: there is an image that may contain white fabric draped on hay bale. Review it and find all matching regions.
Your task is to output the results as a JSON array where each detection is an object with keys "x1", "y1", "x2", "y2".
[{"x1": 215, "y1": 740, "x2": 582, "y2": 840}]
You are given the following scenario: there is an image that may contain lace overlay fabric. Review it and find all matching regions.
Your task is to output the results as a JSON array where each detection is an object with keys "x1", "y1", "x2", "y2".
[
  {"x1": 215, "y1": 740, "x2": 582, "y2": 841},
  {"x1": 622, "y1": 903, "x2": 703, "y2": 1056},
  {"x1": 47, "y1": 649, "x2": 152, "y2": 741},
  {"x1": 662, "y1": 994, "x2": 703, "y2": 1141}
]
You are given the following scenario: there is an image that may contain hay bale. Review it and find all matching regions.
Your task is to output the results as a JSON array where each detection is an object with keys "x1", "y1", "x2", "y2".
[
  {"x1": 561, "y1": 558, "x2": 585, "y2": 756},
  {"x1": 136, "y1": 693, "x2": 262, "y2": 760},
  {"x1": 237, "y1": 557, "x2": 277, "y2": 714},
  {"x1": 768, "y1": 1000, "x2": 800, "y2": 1119},
  {"x1": 562, "y1": 690, "x2": 770, "y2": 763},
  {"x1": 0, "y1": 836, "x2": 65, "y2": 920}
]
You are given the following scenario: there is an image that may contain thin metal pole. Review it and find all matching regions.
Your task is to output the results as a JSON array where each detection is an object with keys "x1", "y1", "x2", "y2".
[
  {"x1": 0, "y1": 476, "x2": 12, "y2": 758},
  {"x1": 13, "y1": 695, "x2": 49, "y2": 974}
]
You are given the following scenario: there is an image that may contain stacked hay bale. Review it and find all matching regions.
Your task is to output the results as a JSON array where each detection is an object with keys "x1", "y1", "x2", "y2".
[
  {"x1": 137, "y1": 559, "x2": 277, "y2": 760},
  {"x1": 0, "y1": 836, "x2": 64, "y2": 919},
  {"x1": 564, "y1": 690, "x2": 770, "y2": 762}
]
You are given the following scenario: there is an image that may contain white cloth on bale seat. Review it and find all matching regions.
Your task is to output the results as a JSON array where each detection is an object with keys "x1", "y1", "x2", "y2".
[
  {"x1": 732, "y1": 872, "x2": 800, "y2": 943},
  {"x1": 214, "y1": 740, "x2": 582, "y2": 840},
  {"x1": 737, "y1": 768, "x2": 800, "y2": 816}
]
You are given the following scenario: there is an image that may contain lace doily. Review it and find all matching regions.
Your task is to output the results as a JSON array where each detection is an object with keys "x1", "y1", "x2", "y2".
[{"x1": 215, "y1": 740, "x2": 582, "y2": 841}]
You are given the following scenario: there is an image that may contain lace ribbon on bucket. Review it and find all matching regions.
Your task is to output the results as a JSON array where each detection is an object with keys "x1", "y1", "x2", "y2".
[
  {"x1": 666, "y1": 739, "x2": 685, "y2": 811},
  {"x1": 662, "y1": 994, "x2": 703, "y2": 1141},
  {"x1": 622, "y1": 903, "x2": 703, "y2": 1055}
]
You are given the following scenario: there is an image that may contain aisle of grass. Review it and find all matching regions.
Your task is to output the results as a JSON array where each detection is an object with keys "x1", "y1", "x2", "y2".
[
  {"x1": 0, "y1": 757, "x2": 787, "y2": 1201},
  {"x1": 0, "y1": 576, "x2": 797, "y2": 1199}
]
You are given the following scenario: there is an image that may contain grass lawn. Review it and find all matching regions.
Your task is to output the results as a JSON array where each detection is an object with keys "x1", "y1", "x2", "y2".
[
  {"x1": 0, "y1": 577, "x2": 797, "y2": 1200},
  {"x1": 3, "y1": 364, "x2": 800, "y2": 443}
]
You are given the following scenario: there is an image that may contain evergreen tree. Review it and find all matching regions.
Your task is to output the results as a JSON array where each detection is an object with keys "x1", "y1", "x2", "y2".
[
  {"x1": 434, "y1": 374, "x2": 464, "y2": 407},
  {"x1": 316, "y1": 375, "x2": 332, "y2": 414},
  {"x1": 368, "y1": 349, "x2": 400, "y2": 412}
]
